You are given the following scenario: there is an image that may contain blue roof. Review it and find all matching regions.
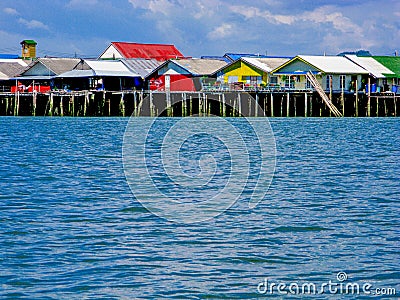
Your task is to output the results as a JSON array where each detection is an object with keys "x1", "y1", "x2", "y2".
[
  {"x1": 224, "y1": 53, "x2": 293, "y2": 61},
  {"x1": 0, "y1": 54, "x2": 19, "y2": 59}
]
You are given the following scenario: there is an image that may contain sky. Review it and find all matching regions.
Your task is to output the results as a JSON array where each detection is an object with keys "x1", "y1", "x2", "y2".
[{"x1": 0, "y1": 0, "x2": 399, "y2": 58}]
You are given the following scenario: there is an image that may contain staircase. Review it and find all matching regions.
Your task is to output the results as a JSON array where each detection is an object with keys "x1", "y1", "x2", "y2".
[{"x1": 306, "y1": 72, "x2": 343, "y2": 117}]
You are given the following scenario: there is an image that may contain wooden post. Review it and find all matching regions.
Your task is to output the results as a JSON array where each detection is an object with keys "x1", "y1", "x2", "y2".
[
  {"x1": 286, "y1": 92, "x2": 290, "y2": 117},
  {"x1": 376, "y1": 96, "x2": 379, "y2": 117},
  {"x1": 355, "y1": 79, "x2": 358, "y2": 117},
  {"x1": 304, "y1": 92, "x2": 308, "y2": 117},
  {"x1": 120, "y1": 92, "x2": 125, "y2": 117},
  {"x1": 271, "y1": 94, "x2": 274, "y2": 117},
  {"x1": 294, "y1": 95, "x2": 297, "y2": 117},
  {"x1": 5, "y1": 96, "x2": 9, "y2": 115},
  {"x1": 255, "y1": 93, "x2": 259, "y2": 116},
  {"x1": 222, "y1": 93, "x2": 226, "y2": 117},
  {"x1": 341, "y1": 78, "x2": 345, "y2": 116},
  {"x1": 181, "y1": 93, "x2": 186, "y2": 117},
  {"x1": 84, "y1": 91, "x2": 88, "y2": 116},
  {"x1": 280, "y1": 95, "x2": 284, "y2": 117},
  {"x1": 189, "y1": 95, "x2": 193, "y2": 116},
  {"x1": 72, "y1": 94, "x2": 75, "y2": 117},
  {"x1": 133, "y1": 91, "x2": 137, "y2": 117},
  {"x1": 218, "y1": 94, "x2": 222, "y2": 116},
  {"x1": 48, "y1": 93, "x2": 54, "y2": 116},
  {"x1": 198, "y1": 93, "x2": 202, "y2": 116},
  {"x1": 384, "y1": 98, "x2": 387, "y2": 117},
  {"x1": 367, "y1": 77, "x2": 371, "y2": 117},
  {"x1": 32, "y1": 91, "x2": 37, "y2": 116},
  {"x1": 60, "y1": 95, "x2": 64, "y2": 117},
  {"x1": 15, "y1": 91, "x2": 20, "y2": 116},
  {"x1": 238, "y1": 93, "x2": 242, "y2": 116},
  {"x1": 204, "y1": 93, "x2": 208, "y2": 116}
]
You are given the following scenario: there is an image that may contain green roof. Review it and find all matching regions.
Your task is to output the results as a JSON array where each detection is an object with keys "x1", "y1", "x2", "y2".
[
  {"x1": 373, "y1": 56, "x2": 400, "y2": 77},
  {"x1": 21, "y1": 40, "x2": 37, "y2": 45}
]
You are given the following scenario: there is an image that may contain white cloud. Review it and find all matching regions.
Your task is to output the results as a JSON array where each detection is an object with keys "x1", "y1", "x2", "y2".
[
  {"x1": 300, "y1": 6, "x2": 363, "y2": 35},
  {"x1": 18, "y1": 18, "x2": 49, "y2": 30},
  {"x1": 129, "y1": 0, "x2": 176, "y2": 15},
  {"x1": 3, "y1": 7, "x2": 19, "y2": 15},
  {"x1": 207, "y1": 23, "x2": 234, "y2": 40},
  {"x1": 67, "y1": 0, "x2": 98, "y2": 7}
]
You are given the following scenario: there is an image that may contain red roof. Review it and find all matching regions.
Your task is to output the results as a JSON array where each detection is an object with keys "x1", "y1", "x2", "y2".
[{"x1": 112, "y1": 42, "x2": 185, "y2": 61}]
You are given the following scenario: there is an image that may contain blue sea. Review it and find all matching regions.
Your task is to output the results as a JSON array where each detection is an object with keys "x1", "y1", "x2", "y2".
[{"x1": 0, "y1": 117, "x2": 399, "y2": 299}]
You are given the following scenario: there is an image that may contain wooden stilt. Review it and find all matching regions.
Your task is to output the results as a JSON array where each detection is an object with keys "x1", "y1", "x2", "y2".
[
  {"x1": 384, "y1": 98, "x2": 387, "y2": 117},
  {"x1": 120, "y1": 92, "x2": 125, "y2": 117},
  {"x1": 189, "y1": 95, "x2": 193, "y2": 116},
  {"x1": 355, "y1": 87, "x2": 358, "y2": 117},
  {"x1": 33, "y1": 91, "x2": 37, "y2": 116},
  {"x1": 182, "y1": 93, "x2": 186, "y2": 117},
  {"x1": 84, "y1": 91, "x2": 88, "y2": 116},
  {"x1": 271, "y1": 94, "x2": 274, "y2": 117},
  {"x1": 72, "y1": 95, "x2": 75, "y2": 117},
  {"x1": 286, "y1": 93, "x2": 290, "y2": 117},
  {"x1": 367, "y1": 77, "x2": 371, "y2": 117},
  {"x1": 5, "y1": 97, "x2": 9, "y2": 115},
  {"x1": 304, "y1": 93, "x2": 308, "y2": 117},
  {"x1": 149, "y1": 91, "x2": 154, "y2": 117},
  {"x1": 222, "y1": 93, "x2": 226, "y2": 117},
  {"x1": 198, "y1": 93, "x2": 202, "y2": 116},
  {"x1": 238, "y1": 93, "x2": 242, "y2": 117},
  {"x1": 255, "y1": 93, "x2": 259, "y2": 117},
  {"x1": 49, "y1": 93, "x2": 53, "y2": 116},
  {"x1": 133, "y1": 91, "x2": 137, "y2": 117},
  {"x1": 60, "y1": 95, "x2": 64, "y2": 117},
  {"x1": 15, "y1": 91, "x2": 20, "y2": 116}
]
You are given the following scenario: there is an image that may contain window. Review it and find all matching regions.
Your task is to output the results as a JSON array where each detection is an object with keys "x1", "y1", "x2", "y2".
[
  {"x1": 306, "y1": 78, "x2": 312, "y2": 89},
  {"x1": 326, "y1": 75, "x2": 333, "y2": 90},
  {"x1": 339, "y1": 75, "x2": 346, "y2": 90},
  {"x1": 250, "y1": 76, "x2": 262, "y2": 84},
  {"x1": 228, "y1": 76, "x2": 238, "y2": 83},
  {"x1": 270, "y1": 76, "x2": 278, "y2": 84}
]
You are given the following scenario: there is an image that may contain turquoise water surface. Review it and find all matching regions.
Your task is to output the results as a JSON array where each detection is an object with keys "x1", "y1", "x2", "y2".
[{"x1": 0, "y1": 117, "x2": 399, "y2": 298}]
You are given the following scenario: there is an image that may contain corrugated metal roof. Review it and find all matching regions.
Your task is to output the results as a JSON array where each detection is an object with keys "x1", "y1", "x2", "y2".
[
  {"x1": 58, "y1": 60, "x2": 140, "y2": 78},
  {"x1": 0, "y1": 71, "x2": 8, "y2": 80},
  {"x1": 56, "y1": 70, "x2": 95, "y2": 78},
  {"x1": 84, "y1": 60, "x2": 140, "y2": 77},
  {"x1": 372, "y1": 56, "x2": 400, "y2": 77},
  {"x1": 298, "y1": 55, "x2": 368, "y2": 74},
  {"x1": 121, "y1": 58, "x2": 161, "y2": 78},
  {"x1": 345, "y1": 55, "x2": 394, "y2": 78},
  {"x1": 22, "y1": 58, "x2": 81, "y2": 76},
  {"x1": 173, "y1": 59, "x2": 228, "y2": 76},
  {"x1": 0, "y1": 62, "x2": 28, "y2": 78},
  {"x1": 242, "y1": 57, "x2": 290, "y2": 73},
  {"x1": 0, "y1": 59, "x2": 28, "y2": 66},
  {"x1": 112, "y1": 42, "x2": 185, "y2": 61}
]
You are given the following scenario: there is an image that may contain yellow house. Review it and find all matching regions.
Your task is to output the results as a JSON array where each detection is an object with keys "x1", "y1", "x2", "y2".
[
  {"x1": 213, "y1": 57, "x2": 290, "y2": 89},
  {"x1": 21, "y1": 40, "x2": 37, "y2": 59}
]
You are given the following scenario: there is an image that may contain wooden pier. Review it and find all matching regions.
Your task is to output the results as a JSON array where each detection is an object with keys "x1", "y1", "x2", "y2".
[{"x1": 0, "y1": 90, "x2": 399, "y2": 117}]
